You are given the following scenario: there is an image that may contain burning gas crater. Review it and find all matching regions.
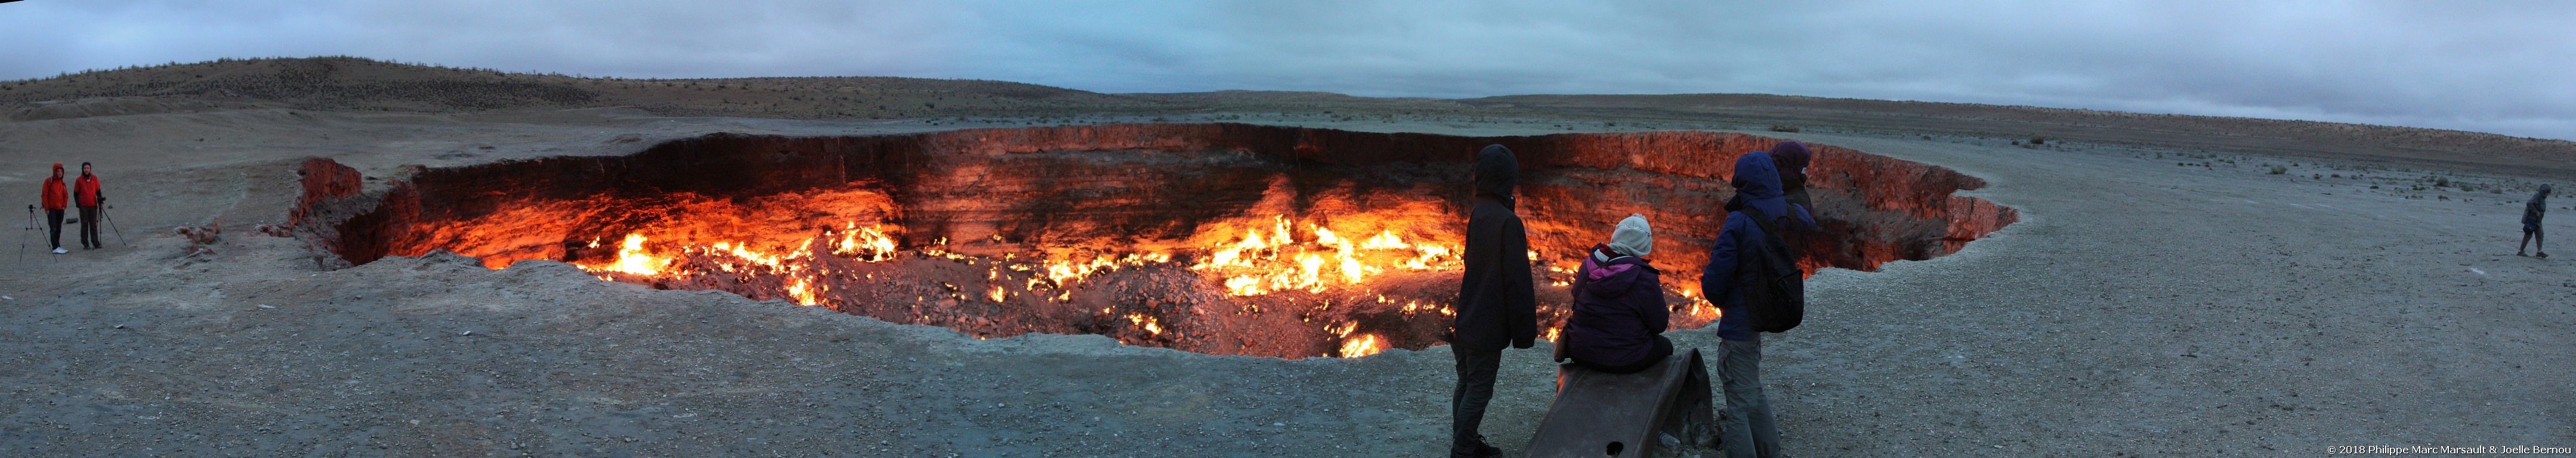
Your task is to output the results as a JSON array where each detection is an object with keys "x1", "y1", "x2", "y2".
[
  {"x1": 569, "y1": 212, "x2": 1458, "y2": 359},
  {"x1": 297, "y1": 123, "x2": 2015, "y2": 359}
]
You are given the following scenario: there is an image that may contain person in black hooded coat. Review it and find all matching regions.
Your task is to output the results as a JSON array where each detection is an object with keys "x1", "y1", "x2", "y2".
[
  {"x1": 2521, "y1": 184, "x2": 2550, "y2": 258},
  {"x1": 1445, "y1": 144, "x2": 1537, "y2": 458}
]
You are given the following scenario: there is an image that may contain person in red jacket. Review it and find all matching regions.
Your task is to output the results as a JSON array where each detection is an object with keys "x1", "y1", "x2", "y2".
[
  {"x1": 39, "y1": 163, "x2": 67, "y2": 253},
  {"x1": 74, "y1": 162, "x2": 104, "y2": 249}
]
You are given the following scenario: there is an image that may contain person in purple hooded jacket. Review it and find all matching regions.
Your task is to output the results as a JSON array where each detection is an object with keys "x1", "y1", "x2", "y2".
[
  {"x1": 1701, "y1": 151, "x2": 1814, "y2": 458},
  {"x1": 1556, "y1": 213, "x2": 1675, "y2": 374}
]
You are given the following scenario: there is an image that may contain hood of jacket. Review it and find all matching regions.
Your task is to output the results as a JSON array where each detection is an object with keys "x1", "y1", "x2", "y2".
[
  {"x1": 1474, "y1": 144, "x2": 1517, "y2": 208},
  {"x1": 1769, "y1": 141, "x2": 1811, "y2": 178},
  {"x1": 1729, "y1": 151, "x2": 1791, "y2": 220},
  {"x1": 1581, "y1": 245, "x2": 1656, "y2": 298}
]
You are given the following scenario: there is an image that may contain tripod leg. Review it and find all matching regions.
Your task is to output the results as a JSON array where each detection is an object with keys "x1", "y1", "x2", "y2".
[{"x1": 103, "y1": 206, "x2": 126, "y2": 247}]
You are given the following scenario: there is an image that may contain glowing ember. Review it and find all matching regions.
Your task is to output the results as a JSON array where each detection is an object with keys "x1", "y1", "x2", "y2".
[{"x1": 1126, "y1": 312, "x2": 1162, "y2": 336}]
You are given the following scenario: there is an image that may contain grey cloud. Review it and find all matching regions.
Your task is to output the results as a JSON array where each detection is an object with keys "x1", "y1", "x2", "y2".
[{"x1": 4, "y1": 0, "x2": 2571, "y2": 139}]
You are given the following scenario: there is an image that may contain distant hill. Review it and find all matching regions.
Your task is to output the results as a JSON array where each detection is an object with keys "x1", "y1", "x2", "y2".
[
  {"x1": 6, "y1": 56, "x2": 2570, "y2": 177},
  {"x1": 0, "y1": 56, "x2": 1172, "y2": 119},
  {"x1": 1463, "y1": 94, "x2": 2576, "y2": 172}
]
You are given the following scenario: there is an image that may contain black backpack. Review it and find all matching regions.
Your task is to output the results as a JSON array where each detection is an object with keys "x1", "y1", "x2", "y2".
[{"x1": 1734, "y1": 206, "x2": 1805, "y2": 333}]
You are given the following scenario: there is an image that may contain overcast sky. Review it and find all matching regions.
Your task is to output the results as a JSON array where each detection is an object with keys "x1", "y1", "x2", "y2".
[{"x1": 7, "y1": 1, "x2": 2573, "y2": 140}]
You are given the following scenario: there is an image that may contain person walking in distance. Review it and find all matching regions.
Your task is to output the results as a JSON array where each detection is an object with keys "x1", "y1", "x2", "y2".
[
  {"x1": 1701, "y1": 151, "x2": 1814, "y2": 458},
  {"x1": 1447, "y1": 144, "x2": 1539, "y2": 458},
  {"x1": 39, "y1": 163, "x2": 69, "y2": 254},
  {"x1": 74, "y1": 162, "x2": 104, "y2": 250},
  {"x1": 2520, "y1": 184, "x2": 2550, "y2": 258}
]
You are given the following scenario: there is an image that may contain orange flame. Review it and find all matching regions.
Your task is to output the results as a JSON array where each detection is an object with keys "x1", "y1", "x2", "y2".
[
  {"x1": 540, "y1": 189, "x2": 1466, "y2": 355},
  {"x1": 593, "y1": 234, "x2": 664, "y2": 275},
  {"x1": 1126, "y1": 312, "x2": 1162, "y2": 336},
  {"x1": 1340, "y1": 333, "x2": 1385, "y2": 358},
  {"x1": 832, "y1": 223, "x2": 900, "y2": 262},
  {"x1": 1193, "y1": 216, "x2": 1460, "y2": 296},
  {"x1": 786, "y1": 278, "x2": 820, "y2": 306}
]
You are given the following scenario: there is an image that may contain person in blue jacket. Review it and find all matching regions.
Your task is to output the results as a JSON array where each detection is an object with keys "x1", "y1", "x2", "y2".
[{"x1": 1700, "y1": 150, "x2": 1813, "y2": 458}]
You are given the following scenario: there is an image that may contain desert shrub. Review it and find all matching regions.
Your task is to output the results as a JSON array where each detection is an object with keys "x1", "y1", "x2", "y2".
[
  {"x1": 2269, "y1": 165, "x2": 2288, "y2": 175},
  {"x1": 2435, "y1": 177, "x2": 2451, "y2": 187},
  {"x1": 2029, "y1": 136, "x2": 2048, "y2": 145},
  {"x1": 1768, "y1": 125, "x2": 1800, "y2": 133}
]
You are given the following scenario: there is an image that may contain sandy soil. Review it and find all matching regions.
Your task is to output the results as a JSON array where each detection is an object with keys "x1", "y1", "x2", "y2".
[{"x1": 4, "y1": 61, "x2": 2575, "y2": 457}]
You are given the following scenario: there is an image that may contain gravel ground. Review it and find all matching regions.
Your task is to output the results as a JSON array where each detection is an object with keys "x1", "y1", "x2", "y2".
[{"x1": 2, "y1": 106, "x2": 2571, "y2": 457}]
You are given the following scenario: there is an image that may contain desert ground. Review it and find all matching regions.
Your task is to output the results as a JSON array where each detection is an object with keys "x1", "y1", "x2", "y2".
[{"x1": 2, "y1": 58, "x2": 2572, "y2": 457}]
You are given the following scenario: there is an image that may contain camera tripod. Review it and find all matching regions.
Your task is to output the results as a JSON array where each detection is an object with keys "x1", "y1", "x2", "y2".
[
  {"x1": 19, "y1": 205, "x2": 40, "y2": 263},
  {"x1": 97, "y1": 199, "x2": 126, "y2": 247}
]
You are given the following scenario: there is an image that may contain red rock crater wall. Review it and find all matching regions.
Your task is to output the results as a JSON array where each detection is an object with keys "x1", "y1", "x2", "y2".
[
  {"x1": 301, "y1": 123, "x2": 2013, "y2": 277},
  {"x1": 287, "y1": 124, "x2": 2014, "y2": 356}
]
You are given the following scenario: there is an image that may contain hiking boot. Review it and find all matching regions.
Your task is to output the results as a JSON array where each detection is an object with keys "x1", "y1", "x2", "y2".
[
  {"x1": 1451, "y1": 435, "x2": 1503, "y2": 458},
  {"x1": 2539, "y1": 252, "x2": 2551, "y2": 259},
  {"x1": 52, "y1": 247, "x2": 67, "y2": 254}
]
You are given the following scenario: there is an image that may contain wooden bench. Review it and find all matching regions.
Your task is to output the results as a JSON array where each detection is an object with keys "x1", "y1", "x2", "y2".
[{"x1": 1523, "y1": 348, "x2": 1716, "y2": 457}]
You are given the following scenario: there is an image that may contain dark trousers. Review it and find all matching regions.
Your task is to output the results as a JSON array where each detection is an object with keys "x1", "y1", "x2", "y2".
[
  {"x1": 77, "y1": 206, "x2": 100, "y2": 248},
  {"x1": 45, "y1": 209, "x2": 63, "y2": 249},
  {"x1": 1450, "y1": 346, "x2": 1503, "y2": 452}
]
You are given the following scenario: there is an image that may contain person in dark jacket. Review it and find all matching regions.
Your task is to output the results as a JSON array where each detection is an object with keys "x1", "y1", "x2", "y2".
[
  {"x1": 1724, "y1": 141, "x2": 1816, "y2": 234},
  {"x1": 1447, "y1": 144, "x2": 1538, "y2": 458},
  {"x1": 1700, "y1": 151, "x2": 1813, "y2": 458},
  {"x1": 2521, "y1": 184, "x2": 2550, "y2": 258},
  {"x1": 1768, "y1": 141, "x2": 1814, "y2": 213},
  {"x1": 74, "y1": 162, "x2": 104, "y2": 250},
  {"x1": 39, "y1": 163, "x2": 68, "y2": 254},
  {"x1": 1558, "y1": 214, "x2": 1673, "y2": 374}
]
